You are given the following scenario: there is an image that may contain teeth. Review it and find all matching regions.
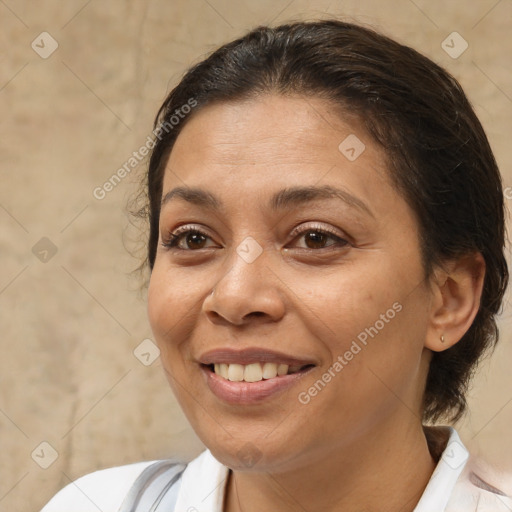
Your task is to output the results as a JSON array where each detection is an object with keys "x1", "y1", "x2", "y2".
[
  {"x1": 214, "y1": 363, "x2": 229, "y2": 379},
  {"x1": 212, "y1": 362, "x2": 307, "y2": 382},
  {"x1": 277, "y1": 363, "x2": 288, "y2": 376},
  {"x1": 227, "y1": 363, "x2": 244, "y2": 382},
  {"x1": 244, "y1": 363, "x2": 263, "y2": 382},
  {"x1": 262, "y1": 362, "x2": 278, "y2": 379}
]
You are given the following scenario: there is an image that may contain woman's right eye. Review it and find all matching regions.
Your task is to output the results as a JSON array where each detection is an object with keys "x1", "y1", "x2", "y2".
[{"x1": 161, "y1": 227, "x2": 216, "y2": 250}]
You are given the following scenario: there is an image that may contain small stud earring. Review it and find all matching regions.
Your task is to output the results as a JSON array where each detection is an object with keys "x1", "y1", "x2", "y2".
[{"x1": 440, "y1": 335, "x2": 445, "y2": 343}]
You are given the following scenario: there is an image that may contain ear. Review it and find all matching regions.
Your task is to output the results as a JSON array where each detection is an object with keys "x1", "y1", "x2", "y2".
[{"x1": 425, "y1": 251, "x2": 486, "y2": 352}]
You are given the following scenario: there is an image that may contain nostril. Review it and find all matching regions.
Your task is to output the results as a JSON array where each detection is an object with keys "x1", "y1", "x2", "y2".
[{"x1": 246, "y1": 311, "x2": 265, "y2": 319}]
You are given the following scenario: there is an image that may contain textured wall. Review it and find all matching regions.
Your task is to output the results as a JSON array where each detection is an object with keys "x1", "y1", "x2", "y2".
[{"x1": 1, "y1": 1, "x2": 511, "y2": 510}]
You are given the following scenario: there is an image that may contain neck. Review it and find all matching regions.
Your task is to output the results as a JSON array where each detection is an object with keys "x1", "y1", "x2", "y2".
[{"x1": 224, "y1": 417, "x2": 438, "y2": 512}]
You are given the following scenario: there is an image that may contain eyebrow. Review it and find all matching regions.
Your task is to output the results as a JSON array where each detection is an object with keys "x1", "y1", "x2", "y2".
[{"x1": 161, "y1": 184, "x2": 374, "y2": 218}]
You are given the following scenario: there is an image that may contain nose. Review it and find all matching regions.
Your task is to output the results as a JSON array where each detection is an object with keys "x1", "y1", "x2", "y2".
[{"x1": 202, "y1": 245, "x2": 286, "y2": 326}]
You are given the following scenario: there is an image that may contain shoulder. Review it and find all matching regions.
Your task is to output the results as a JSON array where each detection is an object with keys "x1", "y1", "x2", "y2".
[
  {"x1": 447, "y1": 449, "x2": 512, "y2": 511},
  {"x1": 417, "y1": 426, "x2": 512, "y2": 511},
  {"x1": 40, "y1": 460, "x2": 160, "y2": 512}
]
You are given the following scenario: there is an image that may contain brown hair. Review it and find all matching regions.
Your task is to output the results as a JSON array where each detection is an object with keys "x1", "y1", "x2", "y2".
[{"x1": 133, "y1": 19, "x2": 508, "y2": 423}]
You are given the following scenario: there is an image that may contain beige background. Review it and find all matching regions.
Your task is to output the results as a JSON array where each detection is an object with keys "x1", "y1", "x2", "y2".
[{"x1": 1, "y1": 1, "x2": 511, "y2": 510}]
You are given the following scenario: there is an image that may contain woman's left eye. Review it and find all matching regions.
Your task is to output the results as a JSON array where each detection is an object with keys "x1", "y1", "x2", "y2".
[{"x1": 289, "y1": 225, "x2": 349, "y2": 250}]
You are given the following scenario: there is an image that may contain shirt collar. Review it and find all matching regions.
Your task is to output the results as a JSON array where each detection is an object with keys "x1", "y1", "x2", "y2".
[
  {"x1": 413, "y1": 426, "x2": 469, "y2": 511},
  {"x1": 175, "y1": 426, "x2": 468, "y2": 512},
  {"x1": 175, "y1": 447, "x2": 229, "y2": 512}
]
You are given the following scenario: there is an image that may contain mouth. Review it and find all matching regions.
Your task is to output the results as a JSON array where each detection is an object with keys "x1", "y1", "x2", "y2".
[
  {"x1": 198, "y1": 347, "x2": 318, "y2": 403},
  {"x1": 202, "y1": 362, "x2": 316, "y2": 382}
]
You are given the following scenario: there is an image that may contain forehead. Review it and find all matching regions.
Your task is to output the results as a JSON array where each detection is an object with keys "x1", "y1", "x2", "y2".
[
  {"x1": 161, "y1": 94, "x2": 396, "y2": 217},
  {"x1": 168, "y1": 95, "x2": 370, "y2": 165}
]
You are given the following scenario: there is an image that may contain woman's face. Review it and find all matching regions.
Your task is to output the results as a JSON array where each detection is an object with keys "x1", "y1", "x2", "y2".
[{"x1": 147, "y1": 94, "x2": 434, "y2": 471}]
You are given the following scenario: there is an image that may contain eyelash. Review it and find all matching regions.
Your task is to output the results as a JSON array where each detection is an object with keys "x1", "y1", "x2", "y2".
[{"x1": 160, "y1": 223, "x2": 349, "y2": 251}]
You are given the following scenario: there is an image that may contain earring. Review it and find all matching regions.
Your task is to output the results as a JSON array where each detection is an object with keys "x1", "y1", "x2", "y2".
[{"x1": 440, "y1": 335, "x2": 445, "y2": 343}]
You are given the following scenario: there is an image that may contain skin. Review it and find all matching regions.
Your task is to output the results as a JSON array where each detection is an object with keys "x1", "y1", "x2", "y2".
[{"x1": 147, "y1": 94, "x2": 485, "y2": 511}]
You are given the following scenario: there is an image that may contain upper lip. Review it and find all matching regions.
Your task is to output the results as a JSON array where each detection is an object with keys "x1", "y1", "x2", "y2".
[{"x1": 198, "y1": 347, "x2": 317, "y2": 367}]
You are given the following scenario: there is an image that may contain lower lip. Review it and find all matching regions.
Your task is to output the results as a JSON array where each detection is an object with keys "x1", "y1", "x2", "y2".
[{"x1": 201, "y1": 365, "x2": 314, "y2": 405}]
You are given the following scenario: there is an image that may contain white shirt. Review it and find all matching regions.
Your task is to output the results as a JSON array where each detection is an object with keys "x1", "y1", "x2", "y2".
[{"x1": 41, "y1": 426, "x2": 511, "y2": 511}]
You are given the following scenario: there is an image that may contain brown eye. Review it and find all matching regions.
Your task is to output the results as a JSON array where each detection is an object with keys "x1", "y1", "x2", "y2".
[
  {"x1": 181, "y1": 232, "x2": 208, "y2": 250},
  {"x1": 303, "y1": 230, "x2": 333, "y2": 249},
  {"x1": 161, "y1": 228, "x2": 214, "y2": 250},
  {"x1": 290, "y1": 225, "x2": 349, "y2": 250}
]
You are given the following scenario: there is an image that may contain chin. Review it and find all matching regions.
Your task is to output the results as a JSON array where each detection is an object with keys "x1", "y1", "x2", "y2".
[{"x1": 202, "y1": 432, "x2": 306, "y2": 474}]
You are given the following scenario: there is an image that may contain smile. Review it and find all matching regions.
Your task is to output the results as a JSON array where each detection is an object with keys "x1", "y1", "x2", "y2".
[
  {"x1": 201, "y1": 362, "x2": 315, "y2": 404},
  {"x1": 198, "y1": 347, "x2": 317, "y2": 403},
  {"x1": 208, "y1": 362, "x2": 313, "y2": 382}
]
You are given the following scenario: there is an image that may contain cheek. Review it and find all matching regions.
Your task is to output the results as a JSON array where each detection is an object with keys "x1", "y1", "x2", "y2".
[
  {"x1": 147, "y1": 266, "x2": 186, "y2": 343},
  {"x1": 147, "y1": 269, "x2": 167, "y2": 335},
  {"x1": 148, "y1": 261, "x2": 186, "y2": 318},
  {"x1": 147, "y1": 275, "x2": 185, "y2": 390},
  {"x1": 299, "y1": 254, "x2": 427, "y2": 382},
  {"x1": 324, "y1": 272, "x2": 429, "y2": 399},
  {"x1": 147, "y1": 264, "x2": 209, "y2": 369},
  {"x1": 297, "y1": 262, "x2": 403, "y2": 347}
]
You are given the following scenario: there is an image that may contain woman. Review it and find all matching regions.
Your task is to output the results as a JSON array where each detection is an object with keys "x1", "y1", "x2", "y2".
[{"x1": 41, "y1": 19, "x2": 511, "y2": 511}]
